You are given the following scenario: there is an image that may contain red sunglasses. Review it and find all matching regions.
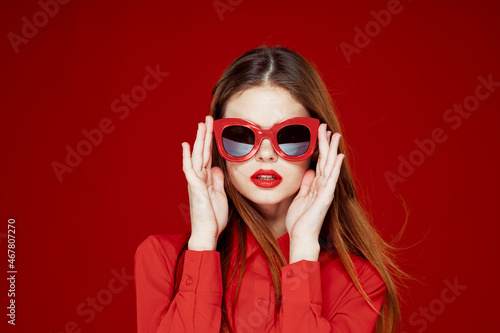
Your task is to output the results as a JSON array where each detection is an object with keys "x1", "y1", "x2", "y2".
[{"x1": 213, "y1": 117, "x2": 319, "y2": 162}]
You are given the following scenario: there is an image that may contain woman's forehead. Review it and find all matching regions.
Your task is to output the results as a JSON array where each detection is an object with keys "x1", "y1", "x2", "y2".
[{"x1": 224, "y1": 86, "x2": 309, "y2": 128}]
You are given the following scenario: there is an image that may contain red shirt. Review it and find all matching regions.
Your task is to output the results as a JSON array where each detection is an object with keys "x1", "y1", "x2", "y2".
[{"x1": 134, "y1": 225, "x2": 387, "y2": 332}]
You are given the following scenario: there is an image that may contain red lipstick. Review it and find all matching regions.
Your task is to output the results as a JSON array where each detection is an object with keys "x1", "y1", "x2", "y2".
[{"x1": 251, "y1": 169, "x2": 283, "y2": 188}]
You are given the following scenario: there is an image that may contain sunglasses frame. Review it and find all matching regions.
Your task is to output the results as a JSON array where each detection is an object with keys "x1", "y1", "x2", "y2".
[{"x1": 213, "y1": 117, "x2": 320, "y2": 162}]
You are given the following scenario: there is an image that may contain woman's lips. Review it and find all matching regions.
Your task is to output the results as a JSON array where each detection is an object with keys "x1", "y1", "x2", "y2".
[{"x1": 250, "y1": 169, "x2": 283, "y2": 188}]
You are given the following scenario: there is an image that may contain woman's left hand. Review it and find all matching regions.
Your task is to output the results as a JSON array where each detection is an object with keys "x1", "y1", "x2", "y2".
[{"x1": 285, "y1": 123, "x2": 344, "y2": 249}]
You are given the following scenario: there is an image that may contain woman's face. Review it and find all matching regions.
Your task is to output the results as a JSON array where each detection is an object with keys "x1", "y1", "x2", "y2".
[{"x1": 223, "y1": 85, "x2": 313, "y2": 215}]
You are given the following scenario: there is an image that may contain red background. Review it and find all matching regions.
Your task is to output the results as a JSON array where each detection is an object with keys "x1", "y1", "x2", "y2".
[{"x1": 1, "y1": 0, "x2": 499, "y2": 332}]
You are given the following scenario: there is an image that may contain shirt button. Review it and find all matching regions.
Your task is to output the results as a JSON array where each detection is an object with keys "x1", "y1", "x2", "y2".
[
  {"x1": 286, "y1": 270, "x2": 294, "y2": 278},
  {"x1": 258, "y1": 297, "x2": 265, "y2": 306},
  {"x1": 186, "y1": 276, "x2": 193, "y2": 285}
]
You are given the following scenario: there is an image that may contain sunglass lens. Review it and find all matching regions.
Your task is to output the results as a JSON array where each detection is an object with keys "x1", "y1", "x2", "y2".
[
  {"x1": 277, "y1": 125, "x2": 311, "y2": 156},
  {"x1": 221, "y1": 126, "x2": 255, "y2": 157}
]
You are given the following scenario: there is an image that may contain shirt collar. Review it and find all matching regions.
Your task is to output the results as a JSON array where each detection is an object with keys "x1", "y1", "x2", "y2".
[{"x1": 233, "y1": 224, "x2": 290, "y2": 263}]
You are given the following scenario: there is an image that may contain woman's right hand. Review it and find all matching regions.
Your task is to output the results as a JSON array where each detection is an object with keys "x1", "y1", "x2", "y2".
[{"x1": 182, "y1": 115, "x2": 228, "y2": 251}]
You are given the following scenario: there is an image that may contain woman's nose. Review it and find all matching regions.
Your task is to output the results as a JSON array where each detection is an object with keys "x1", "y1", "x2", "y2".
[{"x1": 255, "y1": 138, "x2": 278, "y2": 161}]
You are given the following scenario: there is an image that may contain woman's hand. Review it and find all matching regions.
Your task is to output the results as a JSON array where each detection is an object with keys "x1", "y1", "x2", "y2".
[
  {"x1": 285, "y1": 123, "x2": 344, "y2": 262},
  {"x1": 182, "y1": 115, "x2": 228, "y2": 251}
]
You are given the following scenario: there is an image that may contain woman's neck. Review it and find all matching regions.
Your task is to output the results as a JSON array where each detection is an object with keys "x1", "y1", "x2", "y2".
[{"x1": 252, "y1": 195, "x2": 293, "y2": 239}]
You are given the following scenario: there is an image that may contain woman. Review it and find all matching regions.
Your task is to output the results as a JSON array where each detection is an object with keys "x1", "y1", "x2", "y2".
[{"x1": 134, "y1": 45, "x2": 406, "y2": 332}]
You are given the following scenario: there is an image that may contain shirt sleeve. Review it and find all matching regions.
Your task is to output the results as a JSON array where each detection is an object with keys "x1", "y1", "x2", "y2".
[
  {"x1": 271, "y1": 258, "x2": 387, "y2": 332},
  {"x1": 134, "y1": 235, "x2": 223, "y2": 333}
]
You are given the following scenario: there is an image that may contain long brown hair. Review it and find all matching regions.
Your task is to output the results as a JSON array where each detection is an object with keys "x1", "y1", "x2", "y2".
[{"x1": 171, "y1": 45, "x2": 410, "y2": 332}]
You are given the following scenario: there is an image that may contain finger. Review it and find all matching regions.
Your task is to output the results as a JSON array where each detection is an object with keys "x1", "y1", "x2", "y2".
[
  {"x1": 182, "y1": 142, "x2": 195, "y2": 181},
  {"x1": 296, "y1": 169, "x2": 315, "y2": 198},
  {"x1": 323, "y1": 133, "x2": 342, "y2": 178},
  {"x1": 207, "y1": 145, "x2": 213, "y2": 169},
  {"x1": 315, "y1": 124, "x2": 323, "y2": 176},
  {"x1": 316, "y1": 124, "x2": 329, "y2": 177},
  {"x1": 206, "y1": 163, "x2": 213, "y2": 189},
  {"x1": 192, "y1": 122, "x2": 206, "y2": 172},
  {"x1": 326, "y1": 154, "x2": 345, "y2": 191},
  {"x1": 211, "y1": 167, "x2": 225, "y2": 194},
  {"x1": 203, "y1": 116, "x2": 213, "y2": 169}
]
